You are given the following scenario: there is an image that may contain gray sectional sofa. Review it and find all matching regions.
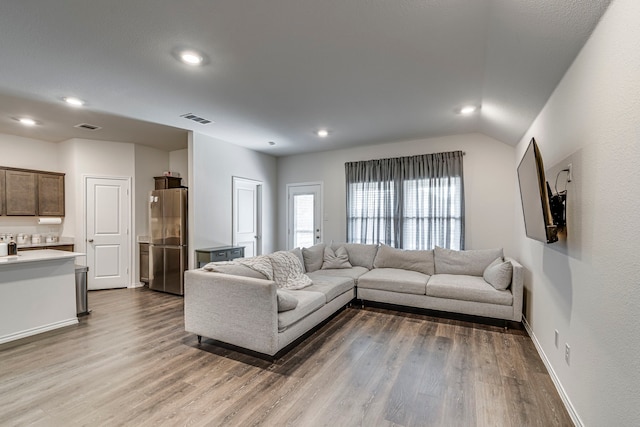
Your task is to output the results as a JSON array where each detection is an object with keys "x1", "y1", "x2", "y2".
[{"x1": 184, "y1": 243, "x2": 523, "y2": 357}]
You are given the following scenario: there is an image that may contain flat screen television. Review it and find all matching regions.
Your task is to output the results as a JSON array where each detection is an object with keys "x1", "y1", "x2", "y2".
[{"x1": 517, "y1": 138, "x2": 559, "y2": 244}]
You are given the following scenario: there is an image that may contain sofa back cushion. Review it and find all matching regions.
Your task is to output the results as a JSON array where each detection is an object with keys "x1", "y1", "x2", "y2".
[
  {"x1": 330, "y1": 242, "x2": 378, "y2": 270},
  {"x1": 373, "y1": 244, "x2": 435, "y2": 275},
  {"x1": 434, "y1": 246, "x2": 504, "y2": 276},
  {"x1": 302, "y1": 243, "x2": 325, "y2": 272}
]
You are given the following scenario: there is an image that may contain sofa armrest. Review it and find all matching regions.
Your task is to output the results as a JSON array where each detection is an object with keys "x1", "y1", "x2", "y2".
[
  {"x1": 184, "y1": 269, "x2": 279, "y2": 355},
  {"x1": 506, "y1": 257, "x2": 524, "y2": 322}
]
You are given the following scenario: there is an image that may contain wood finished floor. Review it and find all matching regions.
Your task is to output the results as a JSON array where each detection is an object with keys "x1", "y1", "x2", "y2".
[{"x1": 0, "y1": 288, "x2": 572, "y2": 427}]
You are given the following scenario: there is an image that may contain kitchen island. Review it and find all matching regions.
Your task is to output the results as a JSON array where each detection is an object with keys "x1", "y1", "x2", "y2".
[{"x1": 0, "y1": 249, "x2": 84, "y2": 344}]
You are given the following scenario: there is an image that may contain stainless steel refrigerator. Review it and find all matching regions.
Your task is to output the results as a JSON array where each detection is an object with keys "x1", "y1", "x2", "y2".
[{"x1": 149, "y1": 188, "x2": 188, "y2": 295}]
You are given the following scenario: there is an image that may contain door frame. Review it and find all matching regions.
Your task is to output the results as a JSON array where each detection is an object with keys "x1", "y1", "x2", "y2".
[
  {"x1": 286, "y1": 181, "x2": 323, "y2": 249},
  {"x1": 232, "y1": 176, "x2": 263, "y2": 257},
  {"x1": 83, "y1": 175, "x2": 133, "y2": 288}
]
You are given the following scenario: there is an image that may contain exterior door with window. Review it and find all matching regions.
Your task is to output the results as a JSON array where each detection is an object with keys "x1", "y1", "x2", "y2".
[{"x1": 287, "y1": 183, "x2": 322, "y2": 249}]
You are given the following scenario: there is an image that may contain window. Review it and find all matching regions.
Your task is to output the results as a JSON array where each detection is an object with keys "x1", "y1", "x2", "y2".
[
  {"x1": 293, "y1": 194, "x2": 315, "y2": 248},
  {"x1": 346, "y1": 151, "x2": 464, "y2": 250}
]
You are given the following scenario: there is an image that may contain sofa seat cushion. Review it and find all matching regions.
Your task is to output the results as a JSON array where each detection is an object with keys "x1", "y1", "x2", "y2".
[
  {"x1": 427, "y1": 274, "x2": 513, "y2": 306},
  {"x1": 307, "y1": 266, "x2": 369, "y2": 281},
  {"x1": 358, "y1": 268, "x2": 429, "y2": 295},
  {"x1": 304, "y1": 275, "x2": 354, "y2": 303},
  {"x1": 277, "y1": 290, "x2": 326, "y2": 331}
]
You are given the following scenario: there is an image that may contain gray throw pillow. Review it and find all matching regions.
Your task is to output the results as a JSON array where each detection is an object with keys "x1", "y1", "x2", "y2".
[
  {"x1": 434, "y1": 246, "x2": 503, "y2": 276},
  {"x1": 302, "y1": 243, "x2": 325, "y2": 272},
  {"x1": 483, "y1": 257, "x2": 513, "y2": 290},
  {"x1": 322, "y1": 246, "x2": 353, "y2": 269},
  {"x1": 373, "y1": 244, "x2": 435, "y2": 275},
  {"x1": 277, "y1": 290, "x2": 298, "y2": 312},
  {"x1": 330, "y1": 242, "x2": 378, "y2": 269}
]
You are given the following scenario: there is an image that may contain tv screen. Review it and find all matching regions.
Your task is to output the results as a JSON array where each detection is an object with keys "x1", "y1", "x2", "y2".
[{"x1": 517, "y1": 138, "x2": 558, "y2": 244}]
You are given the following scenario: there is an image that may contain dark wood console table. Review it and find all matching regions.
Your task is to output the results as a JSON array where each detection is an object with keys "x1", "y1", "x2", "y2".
[{"x1": 195, "y1": 246, "x2": 245, "y2": 268}]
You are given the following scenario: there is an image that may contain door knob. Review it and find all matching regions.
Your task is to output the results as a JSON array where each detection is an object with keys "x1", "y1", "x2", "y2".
[{"x1": 88, "y1": 239, "x2": 94, "y2": 243}]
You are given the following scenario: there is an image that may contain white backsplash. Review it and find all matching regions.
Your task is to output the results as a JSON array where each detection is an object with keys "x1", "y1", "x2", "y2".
[{"x1": 0, "y1": 217, "x2": 64, "y2": 239}]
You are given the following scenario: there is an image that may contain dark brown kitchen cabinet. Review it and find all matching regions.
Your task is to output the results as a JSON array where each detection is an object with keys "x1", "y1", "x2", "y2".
[
  {"x1": 5, "y1": 170, "x2": 37, "y2": 215},
  {"x1": 0, "y1": 167, "x2": 65, "y2": 216},
  {"x1": 38, "y1": 173, "x2": 65, "y2": 216},
  {"x1": 139, "y1": 243, "x2": 149, "y2": 284}
]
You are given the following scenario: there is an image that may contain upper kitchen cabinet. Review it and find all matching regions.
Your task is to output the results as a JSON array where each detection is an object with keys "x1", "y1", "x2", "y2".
[
  {"x1": 5, "y1": 169, "x2": 37, "y2": 215},
  {"x1": 38, "y1": 172, "x2": 65, "y2": 216},
  {"x1": 1, "y1": 167, "x2": 65, "y2": 216}
]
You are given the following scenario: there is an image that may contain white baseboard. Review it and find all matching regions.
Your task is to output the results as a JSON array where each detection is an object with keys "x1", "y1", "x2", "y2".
[
  {"x1": 0, "y1": 318, "x2": 79, "y2": 345},
  {"x1": 522, "y1": 316, "x2": 582, "y2": 427},
  {"x1": 129, "y1": 282, "x2": 145, "y2": 288}
]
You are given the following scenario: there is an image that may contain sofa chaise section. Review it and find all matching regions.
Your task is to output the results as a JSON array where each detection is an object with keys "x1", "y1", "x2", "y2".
[{"x1": 184, "y1": 267, "x2": 356, "y2": 357}]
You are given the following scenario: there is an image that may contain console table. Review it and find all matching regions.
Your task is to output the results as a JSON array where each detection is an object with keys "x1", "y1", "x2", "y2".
[{"x1": 195, "y1": 246, "x2": 244, "y2": 268}]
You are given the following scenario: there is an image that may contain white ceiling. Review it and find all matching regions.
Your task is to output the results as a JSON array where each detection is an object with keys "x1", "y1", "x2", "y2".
[{"x1": 0, "y1": 0, "x2": 611, "y2": 156}]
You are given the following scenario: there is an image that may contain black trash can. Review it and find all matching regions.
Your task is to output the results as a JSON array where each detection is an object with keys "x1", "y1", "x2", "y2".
[{"x1": 75, "y1": 265, "x2": 89, "y2": 316}]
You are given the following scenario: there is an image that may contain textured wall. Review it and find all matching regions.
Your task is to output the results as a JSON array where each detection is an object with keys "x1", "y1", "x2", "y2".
[{"x1": 514, "y1": 0, "x2": 640, "y2": 424}]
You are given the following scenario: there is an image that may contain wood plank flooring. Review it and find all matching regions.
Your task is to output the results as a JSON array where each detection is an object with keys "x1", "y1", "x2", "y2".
[{"x1": 0, "y1": 288, "x2": 573, "y2": 426}]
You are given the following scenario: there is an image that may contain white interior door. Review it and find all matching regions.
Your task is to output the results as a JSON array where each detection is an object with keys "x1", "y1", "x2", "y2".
[
  {"x1": 232, "y1": 177, "x2": 262, "y2": 258},
  {"x1": 287, "y1": 183, "x2": 322, "y2": 249},
  {"x1": 86, "y1": 177, "x2": 130, "y2": 290}
]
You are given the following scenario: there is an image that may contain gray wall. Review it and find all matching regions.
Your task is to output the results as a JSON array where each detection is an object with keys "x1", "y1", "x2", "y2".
[
  {"x1": 189, "y1": 132, "x2": 278, "y2": 268},
  {"x1": 277, "y1": 132, "x2": 516, "y2": 254},
  {"x1": 514, "y1": 0, "x2": 640, "y2": 424}
]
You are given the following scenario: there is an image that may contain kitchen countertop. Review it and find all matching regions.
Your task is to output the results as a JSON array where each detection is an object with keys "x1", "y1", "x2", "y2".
[
  {"x1": 0, "y1": 249, "x2": 84, "y2": 265},
  {"x1": 17, "y1": 237, "x2": 75, "y2": 249}
]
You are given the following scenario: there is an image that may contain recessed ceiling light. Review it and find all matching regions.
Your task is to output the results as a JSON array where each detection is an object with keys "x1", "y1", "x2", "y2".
[
  {"x1": 18, "y1": 118, "x2": 36, "y2": 126},
  {"x1": 64, "y1": 97, "x2": 85, "y2": 107},
  {"x1": 316, "y1": 129, "x2": 329, "y2": 138},
  {"x1": 179, "y1": 50, "x2": 204, "y2": 66},
  {"x1": 459, "y1": 105, "x2": 478, "y2": 115}
]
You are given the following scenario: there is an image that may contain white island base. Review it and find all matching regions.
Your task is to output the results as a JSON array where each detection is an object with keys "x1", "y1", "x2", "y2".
[{"x1": 0, "y1": 250, "x2": 83, "y2": 344}]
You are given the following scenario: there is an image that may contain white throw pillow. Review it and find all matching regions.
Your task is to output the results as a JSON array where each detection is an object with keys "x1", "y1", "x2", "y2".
[
  {"x1": 322, "y1": 246, "x2": 353, "y2": 269},
  {"x1": 483, "y1": 257, "x2": 513, "y2": 290}
]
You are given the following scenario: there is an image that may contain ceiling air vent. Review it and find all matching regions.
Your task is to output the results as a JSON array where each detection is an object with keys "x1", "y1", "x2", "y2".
[
  {"x1": 180, "y1": 113, "x2": 213, "y2": 125},
  {"x1": 74, "y1": 123, "x2": 102, "y2": 131}
]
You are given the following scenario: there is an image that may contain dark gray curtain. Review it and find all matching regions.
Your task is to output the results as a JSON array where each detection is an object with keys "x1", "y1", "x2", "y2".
[{"x1": 345, "y1": 151, "x2": 465, "y2": 250}]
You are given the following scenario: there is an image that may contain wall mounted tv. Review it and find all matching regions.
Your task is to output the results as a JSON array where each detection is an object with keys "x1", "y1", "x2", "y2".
[{"x1": 517, "y1": 138, "x2": 563, "y2": 244}]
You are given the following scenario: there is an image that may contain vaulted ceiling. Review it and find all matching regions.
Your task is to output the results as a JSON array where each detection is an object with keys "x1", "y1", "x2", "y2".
[{"x1": 0, "y1": 1, "x2": 611, "y2": 155}]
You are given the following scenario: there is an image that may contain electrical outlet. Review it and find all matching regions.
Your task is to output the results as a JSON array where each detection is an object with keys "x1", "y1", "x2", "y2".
[
  {"x1": 555, "y1": 330, "x2": 559, "y2": 348},
  {"x1": 565, "y1": 343, "x2": 571, "y2": 365}
]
